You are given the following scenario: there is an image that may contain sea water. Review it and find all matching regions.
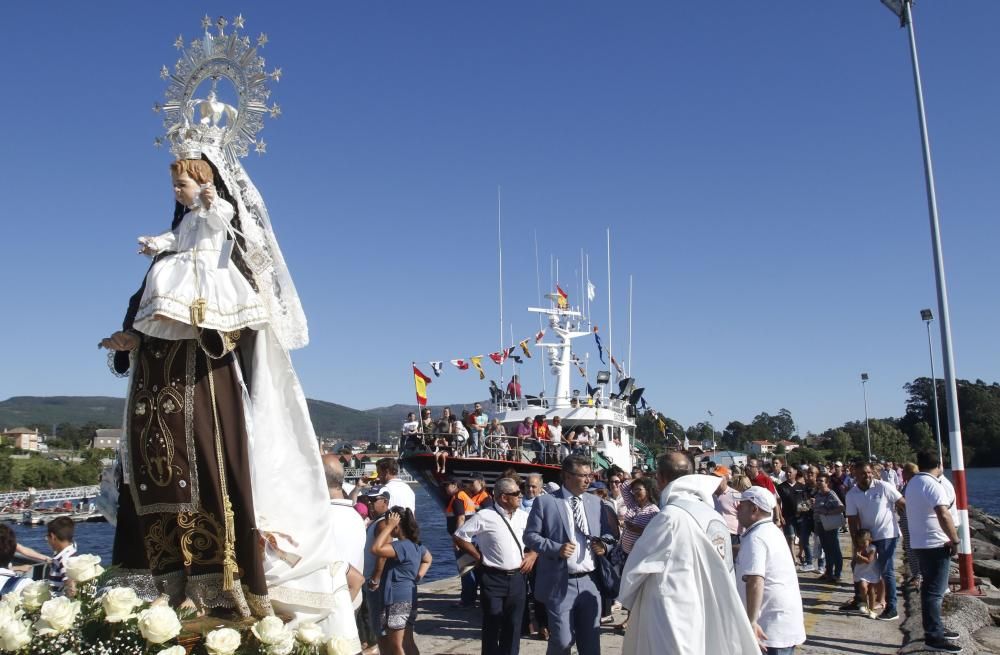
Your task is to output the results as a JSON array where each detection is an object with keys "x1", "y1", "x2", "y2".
[
  {"x1": 14, "y1": 485, "x2": 459, "y2": 583},
  {"x1": 29, "y1": 469, "x2": 1000, "y2": 584}
]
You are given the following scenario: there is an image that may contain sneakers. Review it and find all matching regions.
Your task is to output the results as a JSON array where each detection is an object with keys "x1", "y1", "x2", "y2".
[
  {"x1": 877, "y1": 608, "x2": 899, "y2": 621},
  {"x1": 839, "y1": 599, "x2": 861, "y2": 612},
  {"x1": 867, "y1": 609, "x2": 879, "y2": 620},
  {"x1": 925, "y1": 638, "x2": 962, "y2": 653},
  {"x1": 943, "y1": 630, "x2": 960, "y2": 641}
]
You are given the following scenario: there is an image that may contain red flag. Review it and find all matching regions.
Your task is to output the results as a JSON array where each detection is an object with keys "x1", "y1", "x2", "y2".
[
  {"x1": 412, "y1": 364, "x2": 432, "y2": 406},
  {"x1": 450, "y1": 359, "x2": 470, "y2": 371},
  {"x1": 556, "y1": 285, "x2": 569, "y2": 309},
  {"x1": 535, "y1": 329, "x2": 545, "y2": 343},
  {"x1": 489, "y1": 351, "x2": 507, "y2": 365}
]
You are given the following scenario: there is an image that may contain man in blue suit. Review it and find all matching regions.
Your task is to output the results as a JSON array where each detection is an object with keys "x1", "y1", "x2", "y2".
[{"x1": 524, "y1": 454, "x2": 616, "y2": 655}]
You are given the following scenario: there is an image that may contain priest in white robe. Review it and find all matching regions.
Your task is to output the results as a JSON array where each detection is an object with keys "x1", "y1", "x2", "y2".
[{"x1": 617, "y1": 474, "x2": 761, "y2": 655}]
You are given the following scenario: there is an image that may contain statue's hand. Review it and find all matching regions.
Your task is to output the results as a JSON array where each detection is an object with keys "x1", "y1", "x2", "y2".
[{"x1": 98, "y1": 331, "x2": 139, "y2": 352}]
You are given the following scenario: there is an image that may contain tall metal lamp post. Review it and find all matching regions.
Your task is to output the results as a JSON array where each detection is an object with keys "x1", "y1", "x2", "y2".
[
  {"x1": 920, "y1": 308, "x2": 943, "y2": 465},
  {"x1": 861, "y1": 373, "x2": 872, "y2": 461},
  {"x1": 880, "y1": 0, "x2": 975, "y2": 593}
]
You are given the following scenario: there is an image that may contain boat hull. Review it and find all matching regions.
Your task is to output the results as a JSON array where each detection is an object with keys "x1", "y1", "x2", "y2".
[{"x1": 400, "y1": 452, "x2": 562, "y2": 509}]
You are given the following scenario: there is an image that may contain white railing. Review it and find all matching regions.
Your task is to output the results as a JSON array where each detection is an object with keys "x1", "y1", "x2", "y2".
[
  {"x1": 343, "y1": 469, "x2": 414, "y2": 483},
  {"x1": 0, "y1": 485, "x2": 100, "y2": 507}
]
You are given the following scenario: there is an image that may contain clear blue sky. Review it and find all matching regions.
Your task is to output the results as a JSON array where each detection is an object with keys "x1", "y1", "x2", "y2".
[{"x1": 2, "y1": 2, "x2": 999, "y2": 436}]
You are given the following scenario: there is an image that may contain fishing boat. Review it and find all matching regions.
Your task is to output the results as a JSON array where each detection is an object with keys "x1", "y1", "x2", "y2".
[{"x1": 400, "y1": 303, "x2": 653, "y2": 506}]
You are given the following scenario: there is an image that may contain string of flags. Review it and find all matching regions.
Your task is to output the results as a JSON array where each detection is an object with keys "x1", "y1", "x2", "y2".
[{"x1": 411, "y1": 286, "x2": 625, "y2": 404}]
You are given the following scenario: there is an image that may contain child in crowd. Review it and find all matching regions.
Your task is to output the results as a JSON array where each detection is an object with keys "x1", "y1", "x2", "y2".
[
  {"x1": 371, "y1": 507, "x2": 432, "y2": 655},
  {"x1": 852, "y1": 529, "x2": 880, "y2": 619},
  {"x1": 0, "y1": 525, "x2": 31, "y2": 598},
  {"x1": 46, "y1": 516, "x2": 76, "y2": 596}
]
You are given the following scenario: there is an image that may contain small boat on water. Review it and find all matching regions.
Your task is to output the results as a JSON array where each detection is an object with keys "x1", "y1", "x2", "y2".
[{"x1": 401, "y1": 303, "x2": 654, "y2": 507}]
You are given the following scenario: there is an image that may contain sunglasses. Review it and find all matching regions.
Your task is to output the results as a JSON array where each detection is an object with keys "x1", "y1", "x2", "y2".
[{"x1": 502, "y1": 491, "x2": 523, "y2": 497}]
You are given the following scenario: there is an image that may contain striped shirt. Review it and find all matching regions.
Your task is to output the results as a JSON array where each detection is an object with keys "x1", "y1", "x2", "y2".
[{"x1": 48, "y1": 544, "x2": 76, "y2": 593}]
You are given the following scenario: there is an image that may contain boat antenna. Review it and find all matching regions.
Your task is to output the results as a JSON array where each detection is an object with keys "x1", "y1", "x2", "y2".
[
  {"x1": 497, "y1": 185, "x2": 504, "y2": 388},
  {"x1": 586, "y1": 253, "x2": 590, "y2": 321},
  {"x1": 628, "y1": 274, "x2": 633, "y2": 377},
  {"x1": 606, "y1": 228, "x2": 613, "y2": 386},
  {"x1": 533, "y1": 230, "x2": 547, "y2": 395}
]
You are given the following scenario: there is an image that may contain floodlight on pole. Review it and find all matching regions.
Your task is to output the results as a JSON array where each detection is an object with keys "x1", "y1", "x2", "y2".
[
  {"x1": 881, "y1": 0, "x2": 975, "y2": 594},
  {"x1": 861, "y1": 373, "x2": 872, "y2": 460},
  {"x1": 921, "y1": 308, "x2": 943, "y2": 466}
]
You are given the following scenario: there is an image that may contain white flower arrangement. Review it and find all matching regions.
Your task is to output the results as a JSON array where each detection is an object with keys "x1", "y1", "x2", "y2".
[{"x1": 0, "y1": 551, "x2": 360, "y2": 655}]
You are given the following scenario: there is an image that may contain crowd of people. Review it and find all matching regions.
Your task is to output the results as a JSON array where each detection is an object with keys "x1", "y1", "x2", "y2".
[
  {"x1": 318, "y1": 447, "x2": 964, "y2": 655},
  {"x1": 702, "y1": 453, "x2": 963, "y2": 653},
  {"x1": 401, "y1": 407, "x2": 612, "y2": 467}
]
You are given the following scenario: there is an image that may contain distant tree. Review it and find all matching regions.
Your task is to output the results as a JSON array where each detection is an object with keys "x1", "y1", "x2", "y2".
[
  {"x1": 723, "y1": 421, "x2": 749, "y2": 449},
  {"x1": 787, "y1": 447, "x2": 822, "y2": 466},
  {"x1": 775, "y1": 443, "x2": 787, "y2": 455}
]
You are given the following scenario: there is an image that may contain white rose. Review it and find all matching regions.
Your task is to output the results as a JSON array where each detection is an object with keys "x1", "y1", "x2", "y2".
[
  {"x1": 327, "y1": 635, "x2": 355, "y2": 655},
  {"x1": 64, "y1": 554, "x2": 105, "y2": 583},
  {"x1": 0, "y1": 619, "x2": 32, "y2": 651},
  {"x1": 157, "y1": 647, "x2": 187, "y2": 655},
  {"x1": 101, "y1": 587, "x2": 143, "y2": 623},
  {"x1": 205, "y1": 627, "x2": 241, "y2": 655},
  {"x1": 138, "y1": 605, "x2": 182, "y2": 644},
  {"x1": 19, "y1": 580, "x2": 50, "y2": 611},
  {"x1": 35, "y1": 596, "x2": 81, "y2": 635},
  {"x1": 0, "y1": 601, "x2": 19, "y2": 628},
  {"x1": 295, "y1": 622, "x2": 324, "y2": 645},
  {"x1": 251, "y1": 616, "x2": 287, "y2": 645}
]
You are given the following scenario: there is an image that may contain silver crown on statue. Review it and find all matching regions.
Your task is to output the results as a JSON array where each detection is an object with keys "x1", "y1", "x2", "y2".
[{"x1": 153, "y1": 14, "x2": 282, "y2": 164}]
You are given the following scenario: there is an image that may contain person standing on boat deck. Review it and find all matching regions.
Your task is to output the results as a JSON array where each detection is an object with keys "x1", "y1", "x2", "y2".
[
  {"x1": 472, "y1": 403, "x2": 489, "y2": 457},
  {"x1": 455, "y1": 477, "x2": 537, "y2": 655},
  {"x1": 523, "y1": 455, "x2": 617, "y2": 655},
  {"x1": 402, "y1": 412, "x2": 420, "y2": 449},
  {"x1": 418, "y1": 408, "x2": 435, "y2": 450},
  {"x1": 377, "y1": 458, "x2": 416, "y2": 516},
  {"x1": 549, "y1": 416, "x2": 566, "y2": 461},
  {"x1": 533, "y1": 416, "x2": 552, "y2": 463},
  {"x1": 507, "y1": 375, "x2": 523, "y2": 401}
]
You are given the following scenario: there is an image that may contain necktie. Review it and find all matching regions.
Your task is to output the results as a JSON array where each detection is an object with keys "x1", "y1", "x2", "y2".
[{"x1": 571, "y1": 495, "x2": 588, "y2": 538}]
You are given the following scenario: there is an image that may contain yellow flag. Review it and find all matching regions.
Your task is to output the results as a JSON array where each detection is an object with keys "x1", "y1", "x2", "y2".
[{"x1": 470, "y1": 356, "x2": 486, "y2": 380}]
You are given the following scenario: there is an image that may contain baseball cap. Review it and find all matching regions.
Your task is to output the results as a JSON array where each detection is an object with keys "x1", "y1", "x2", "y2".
[
  {"x1": 834, "y1": 461, "x2": 843, "y2": 467},
  {"x1": 734, "y1": 487, "x2": 776, "y2": 513},
  {"x1": 712, "y1": 465, "x2": 730, "y2": 478},
  {"x1": 587, "y1": 481, "x2": 607, "y2": 492},
  {"x1": 364, "y1": 486, "x2": 390, "y2": 499}
]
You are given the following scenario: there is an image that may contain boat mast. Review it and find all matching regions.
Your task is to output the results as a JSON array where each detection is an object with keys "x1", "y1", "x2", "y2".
[
  {"x1": 497, "y1": 186, "x2": 504, "y2": 388},
  {"x1": 628, "y1": 274, "x2": 633, "y2": 377},
  {"x1": 606, "y1": 229, "x2": 613, "y2": 389},
  {"x1": 534, "y1": 231, "x2": 546, "y2": 396}
]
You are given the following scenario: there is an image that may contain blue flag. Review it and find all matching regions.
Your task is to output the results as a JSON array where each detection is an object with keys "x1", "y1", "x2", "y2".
[{"x1": 593, "y1": 327, "x2": 605, "y2": 364}]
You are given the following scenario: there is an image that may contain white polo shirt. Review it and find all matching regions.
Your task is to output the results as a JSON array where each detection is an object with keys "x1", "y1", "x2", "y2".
[
  {"x1": 905, "y1": 473, "x2": 953, "y2": 549},
  {"x1": 383, "y1": 477, "x2": 416, "y2": 516},
  {"x1": 845, "y1": 480, "x2": 902, "y2": 540},
  {"x1": 453, "y1": 506, "x2": 527, "y2": 570},
  {"x1": 328, "y1": 499, "x2": 367, "y2": 573},
  {"x1": 736, "y1": 519, "x2": 806, "y2": 649}
]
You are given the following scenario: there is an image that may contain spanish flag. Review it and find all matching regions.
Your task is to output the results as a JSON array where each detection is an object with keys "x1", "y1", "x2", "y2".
[
  {"x1": 413, "y1": 364, "x2": 432, "y2": 406},
  {"x1": 556, "y1": 285, "x2": 569, "y2": 309}
]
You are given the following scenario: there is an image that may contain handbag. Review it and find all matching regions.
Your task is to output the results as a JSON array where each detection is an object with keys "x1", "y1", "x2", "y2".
[
  {"x1": 590, "y1": 541, "x2": 621, "y2": 598},
  {"x1": 819, "y1": 512, "x2": 846, "y2": 532}
]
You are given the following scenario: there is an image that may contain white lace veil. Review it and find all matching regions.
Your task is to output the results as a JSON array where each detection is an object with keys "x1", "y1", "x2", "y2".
[{"x1": 200, "y1": 144, "x2": 309, "y2": 351}]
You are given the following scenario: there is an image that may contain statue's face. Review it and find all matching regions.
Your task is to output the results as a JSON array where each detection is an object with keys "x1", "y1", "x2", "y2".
[{"x1": 171, "y1": 171, "x2": 201, "y2": 208}]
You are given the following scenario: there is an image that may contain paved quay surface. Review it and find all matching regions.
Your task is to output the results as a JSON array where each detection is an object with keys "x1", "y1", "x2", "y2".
[{"x1": 412, "y1": 536, "x2": 904, "y2": 654}]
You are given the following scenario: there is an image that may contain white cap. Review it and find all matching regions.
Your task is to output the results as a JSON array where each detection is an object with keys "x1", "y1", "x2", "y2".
[{"x1": 735, "y1": 486, "x2": 776, "y2": 513}]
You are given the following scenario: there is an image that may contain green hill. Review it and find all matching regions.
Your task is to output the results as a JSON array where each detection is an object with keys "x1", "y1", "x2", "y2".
[{"x1": 0, "y1": 396, "x2": 482, "y2": 441}]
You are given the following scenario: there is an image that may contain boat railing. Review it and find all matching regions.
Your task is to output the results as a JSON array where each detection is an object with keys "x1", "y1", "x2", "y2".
[
  {"x1": 403, "y1": 430, "x2": 598, "y2": 466},
  {"x1": 494, "y1": 395, "x2": 630, "y2": 415}
]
